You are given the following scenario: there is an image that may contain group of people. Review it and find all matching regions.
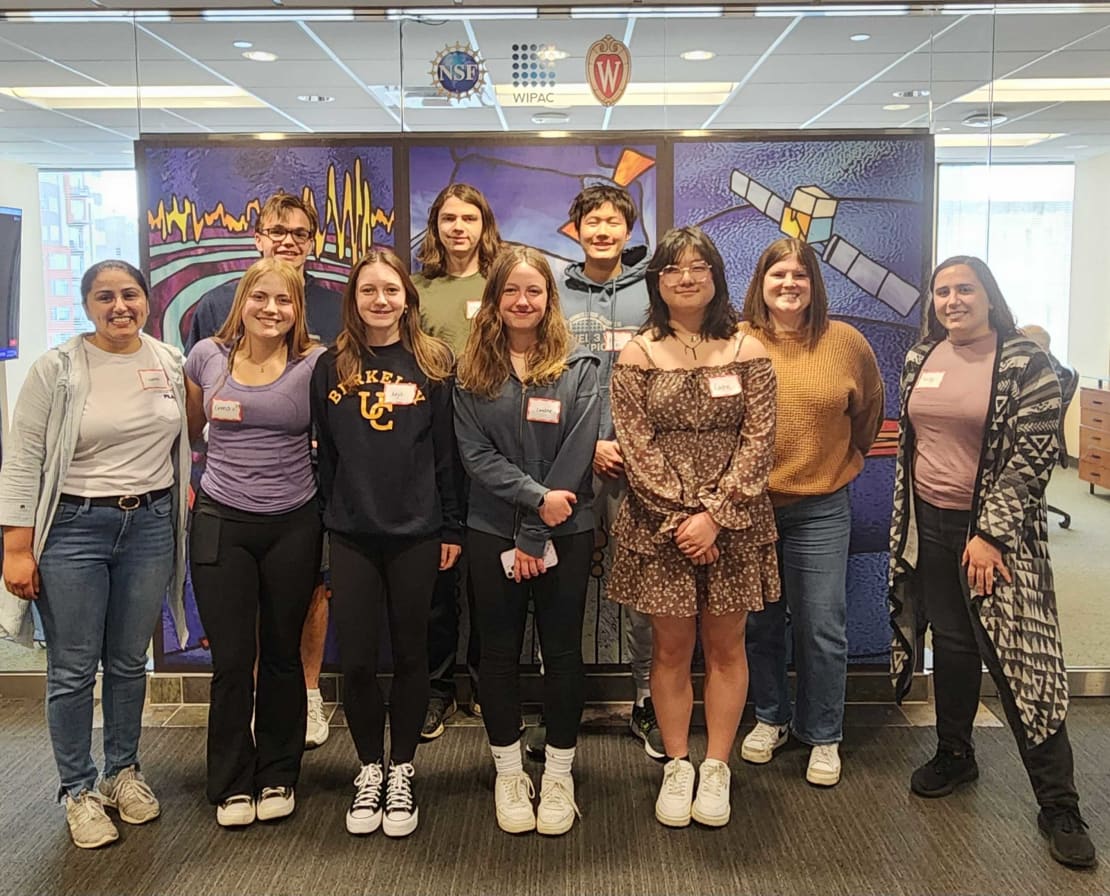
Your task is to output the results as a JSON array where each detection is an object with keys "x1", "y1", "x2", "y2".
[{"x1": 0, "y1": 181, "x2": 1096, "y2": 869}]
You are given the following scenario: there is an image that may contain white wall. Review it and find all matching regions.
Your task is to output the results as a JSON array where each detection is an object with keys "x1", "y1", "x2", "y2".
[
  {"x1": 1065, "y1": 152, "x2": 1110, "y2": 449},
  {"x1": 0, "y1": 160, "x2": 45, "y2": 439}
]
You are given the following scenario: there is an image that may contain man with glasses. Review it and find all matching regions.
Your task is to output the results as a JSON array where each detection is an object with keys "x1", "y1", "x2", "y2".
[
  {"x1": 184, "y1": 191, "x2": 342, "y2": 751},
  {"x1": 537, "y1": 184, "x2": 662, "y2": 761}
]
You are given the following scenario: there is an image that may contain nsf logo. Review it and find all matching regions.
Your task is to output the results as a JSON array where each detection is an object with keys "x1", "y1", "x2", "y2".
[{"x1": 431, "y1": 43, "x2": 486, "y2": 100}]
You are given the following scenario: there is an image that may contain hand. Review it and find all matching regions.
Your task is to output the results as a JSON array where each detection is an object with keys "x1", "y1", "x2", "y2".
[
  {"x1": 3, "y1": 550, "x2": 41, "y2": 600},
  {"x1": 962, "y1": 535, "x2": 1012, "y2": 596},
  {"x1": 592, "y1": 439, "x2": 625, "y2": 479},
  {"x1": 440, "y1": 542, "x2": 462, "y2": 571},
  {"x1": 675, "y1": 512, "x2": 721, "y2": 559},
  {"x1": 690, "y1": 544, "x2": 720, "y2": 567},
  {"x1": 513, "y1": 548, "x2": 546, "y2": 583},
  {"x1": 538, "y1": 490, "x2": 576, "y2": 527}
]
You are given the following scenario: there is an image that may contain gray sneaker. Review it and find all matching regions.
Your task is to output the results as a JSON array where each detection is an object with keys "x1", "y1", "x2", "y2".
[
  {"x1": 65, "y1": 791, "x2": 119, "y2": 849},
  {"x1": 630, "y1": 698, "x2": 666, "y2": 760},
  {"x1": 99, "y1": 766, "x2": 161, "y2": 824}
]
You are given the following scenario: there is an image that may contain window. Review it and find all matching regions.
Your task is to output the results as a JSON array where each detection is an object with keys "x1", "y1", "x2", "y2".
[
  {"x1": 47, "y1": 252, "x2": 68, "y2": 269},
  {"x1": 50, "y1": 280, "x2": 69, "y2": 297},
  {"x1": 936, "y1": 164, "x2": 1074, "y2": 362},
  {"x1": 51, "y1": 306, "x2": 70, "y2": 321}
]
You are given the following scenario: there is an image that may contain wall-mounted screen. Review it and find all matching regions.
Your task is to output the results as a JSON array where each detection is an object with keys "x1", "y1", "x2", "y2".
[{"x1": 0, "y1": 205, "x2": 22, "y2": 362}]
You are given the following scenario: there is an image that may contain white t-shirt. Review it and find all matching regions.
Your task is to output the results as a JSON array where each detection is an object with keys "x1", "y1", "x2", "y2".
[{"x1": 61, "y1": 339, "x2": 181, "y2": 496}]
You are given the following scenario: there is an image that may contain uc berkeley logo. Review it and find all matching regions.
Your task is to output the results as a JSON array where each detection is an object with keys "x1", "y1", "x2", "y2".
[
  {"x1": 586, "y1": 35, "x2": 630, "y2": 107},
  {"x1": 431, "y1": 43, "x2": 486, "y2": 101}
]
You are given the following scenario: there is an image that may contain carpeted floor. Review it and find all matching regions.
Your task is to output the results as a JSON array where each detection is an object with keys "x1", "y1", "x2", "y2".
[{"x1": 2, "y1": 697, "x2": 1108, "y2": 896}]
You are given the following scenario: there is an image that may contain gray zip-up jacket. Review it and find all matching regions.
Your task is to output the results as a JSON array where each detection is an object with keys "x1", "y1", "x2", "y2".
[
  {"x1": 0, "y1": 333, "x2": 191, "y2": 646},
  {"x1": 561, "y1": 245, "x2": 650, "y2": 439},
  {"x1": 454, "y1": 346, "x2": 601, "y2": 556}
]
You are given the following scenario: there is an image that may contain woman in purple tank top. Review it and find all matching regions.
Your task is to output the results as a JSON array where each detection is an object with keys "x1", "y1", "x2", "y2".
[{"x1": 184, "y1": 257, "x2": 325, "y2": 829}]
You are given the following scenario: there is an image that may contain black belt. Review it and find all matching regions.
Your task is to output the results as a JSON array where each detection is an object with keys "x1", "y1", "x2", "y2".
[{"x1": 58, "y1": 487, "x2": 172, "y2": 511}]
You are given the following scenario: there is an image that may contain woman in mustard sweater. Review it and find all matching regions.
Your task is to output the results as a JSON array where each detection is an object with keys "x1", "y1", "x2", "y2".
[{"x1": 739, "y1": 237, "x2": 883, "y2": 787}]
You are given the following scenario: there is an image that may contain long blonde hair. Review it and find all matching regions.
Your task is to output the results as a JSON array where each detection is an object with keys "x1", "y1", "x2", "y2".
[
  {"x1": 457, "y1": 246, "x2": 572, "y2": 400},
  {"x1": 334, "y1": 247, "x2": 454, "y2": 389},
  {"x1": 213, "y1": 258, "x2": 316, "y2": 370}
]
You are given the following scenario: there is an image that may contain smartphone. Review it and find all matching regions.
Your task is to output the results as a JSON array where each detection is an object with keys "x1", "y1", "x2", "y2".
[{"x1": 500, "y1": 540, "x2": 559, "y2": 578}]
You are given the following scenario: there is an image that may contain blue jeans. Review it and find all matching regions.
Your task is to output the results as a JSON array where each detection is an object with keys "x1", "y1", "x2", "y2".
[
  {"x1": 745, "y1": 487, "x2": 850, "y2": 745},
  {"x1": 36, "y1": 494, "x2": 175, "y2": 799}
]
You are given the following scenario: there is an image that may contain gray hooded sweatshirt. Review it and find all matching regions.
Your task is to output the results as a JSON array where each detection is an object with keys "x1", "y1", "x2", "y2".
[{"x1": 453, "y1": 345, "x2": 601, "y2": 556}]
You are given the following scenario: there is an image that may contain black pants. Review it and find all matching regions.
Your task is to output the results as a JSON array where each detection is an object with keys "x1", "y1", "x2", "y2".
[
  {"x1": 916, "y1": 497, "x2": 1079, "y2": 811},
  {"x1": 468, "y1": 530, "x2": 592, "y2": 750},
  {"x1": 427, "y1": 558, "x2": 481, "y2": 701},
  {"x1": 330, "y1": 533, "x2": 439, "y2": 765},
  {"x1": 190, "y1": 498, "x2": 322, "y2": 804}
]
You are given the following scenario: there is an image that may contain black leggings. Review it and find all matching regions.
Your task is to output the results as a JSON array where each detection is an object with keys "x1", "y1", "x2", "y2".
[
  {"x1": 190, "y1": 499, "x2": 322, "y2": 804},
  {"x1": 329, "y1": 533, "x2": 440, "y2": 765},
  {"x1": 915, "y1": 496, "x2": 1079, "y2": 811},
  {"x1": 468, "y1": 530, "x2": 593, "y2": 750}
]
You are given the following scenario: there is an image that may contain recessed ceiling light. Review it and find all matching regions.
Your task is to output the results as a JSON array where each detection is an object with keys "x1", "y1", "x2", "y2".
[
  {"x1": 532, "y1": 110, "x2": 569, "y2": 124},
  {"x1": 850, "y1": 33, "x2": 870, "y2": 41},
  {"x1": 243, "y1": 50, "x2": 278, "y2": 62},
  {"x1": 298, "y1": 94, "x2": 334, "y2": 103},
  {"x1": 893, "y1": 88, "x2": 930, "y2": 98},
  {"x1": 962, "y1": 110, "x2": 1008, "y2": 128},
  {"x1": 680, "y1": 49, "x2": 716, "y2": 61},
  {"x1": 936, "y1": 132, "x2": 1062, "y2": 148},
  {"x1": 538, "y1": 46, "x2": 568, "y2": 61},
  {"x1": 883, "y1": 103, "x2": 910, "y2": 111},
  {"x1": 233, "y1": 40, "x2": 253, "y2": 49}
]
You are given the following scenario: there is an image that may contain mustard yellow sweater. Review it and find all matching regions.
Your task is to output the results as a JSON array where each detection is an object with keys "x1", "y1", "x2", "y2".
[{"x1": 740, "y1": 321, "x2": 885, "y2": 505}]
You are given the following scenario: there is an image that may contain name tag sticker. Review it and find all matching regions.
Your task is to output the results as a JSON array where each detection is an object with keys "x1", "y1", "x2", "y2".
[
  {"x1": 707, "y1": 374, "x2": 741, "y2": 398},
  {"x1": 465, "y1": 300, "x2": 481, "y2": 320},
  {"x1": 604, "y1": 330, "x2": 635, "y2": 352},
  {"x1": 917, "y1": 371, "x2": 945, "y2": 389},
  {"x1": 384, "y1": 382, "x2": 418, "y2": 406},
  {"x1": 211, "y1": 399, "x2": 243, "y2": 422},
  {"x1": 527, "y1": 397, "x2": 561, "y2": 424},
  {"x1": 138, "y1": 368, "x2": 170, "y2": 391}
]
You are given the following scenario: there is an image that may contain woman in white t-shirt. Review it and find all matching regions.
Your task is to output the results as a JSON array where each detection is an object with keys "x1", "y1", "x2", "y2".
[{"x1": 0, "y1": 260, "x2": 190, "y2": 850}]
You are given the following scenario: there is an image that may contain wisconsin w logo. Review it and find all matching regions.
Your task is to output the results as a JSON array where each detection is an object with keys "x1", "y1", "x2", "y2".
[{"x1": 587, "y1": 35, "x2": 631, "y2": 106}]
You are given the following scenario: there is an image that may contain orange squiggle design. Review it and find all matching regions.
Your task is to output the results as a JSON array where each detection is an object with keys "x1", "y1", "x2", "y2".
[{"x1": 147, "y1": 158, "x2": 393, "y2": 262}]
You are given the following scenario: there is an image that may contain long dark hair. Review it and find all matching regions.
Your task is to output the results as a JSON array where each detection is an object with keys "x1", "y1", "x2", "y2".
[
  {"x1": 415, "y1": 183, "x2": 502, "y2": 279},
  {"x1": 923, "y1": 255, "x2": 1017, "y2": 342},
  {"x1": 643, "y1": 226, "x2": 738, "y2": 340},
  {"x1": 741, "y1": 237, "x2": 829, "y2": 350}
]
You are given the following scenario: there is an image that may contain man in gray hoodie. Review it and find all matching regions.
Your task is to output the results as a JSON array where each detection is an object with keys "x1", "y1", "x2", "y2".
[{"x1": 526, "y1": 184, "x2": 662, "y2": 760}]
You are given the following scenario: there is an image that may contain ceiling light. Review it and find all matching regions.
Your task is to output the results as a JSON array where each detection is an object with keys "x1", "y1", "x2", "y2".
[
  {"x1": 680, "y1": 50, "x2": 716, "y2": 61},
  {"x1": 256, "y1": 133, "x2": 288, "y2": 141},
  {"x1": 496, "y1": 81, "x2": 736, "y2": 107},
  {"x1": 1068, "y1": 144, "x2": 1088, "y2": 149},
  {"x1": 962, "y1": 110, "x2": 1008, "y2": 128},
  {"x1": 531, "y1": 111, "x2": 569, "y2": 124},
  {"x1": 850, "y1": 33, "x2": 870, "y2": 41},
  {"x1": 204, "y1": 7, "x2": 354, "y2": 20},
  {"x1": 298, "y1": 94, "x2": 334, "y2": 103},
  {"x1": 538, "y1": 46, "x2": 569, "y2": 62},
  {"x1": 537, "y1": 130, "x2": 571, "y2": 138},
  {"x1": 883, "y1": 103, "x2": 910, "y2": 111},
  {"x1": 893, "y1": 89, "x2": 929, "y2": 98},
  {"x1": 233, "y1": 40, "x2": 253, "y2": 49},
  {"x1": 756, "y1": 5, "x2": 907, "y2": 16},
  {"x1": 935, "y1": 133, "x2": 1062, "y2": 148},
  {"x1": 386, "y1": 6, "x2": 537, "y2": 19},
  {"x1": 571, "y1": 5, "x2": 722, "y2": 18},
  {"x1": 0, "y1": 85, "x2": 265, "y2": 110},
  {"x1": 243, "y1": 50, "x2": 278, "y2": 62},
  {"x1": 955, "y1": 77, "x2": 1110, "y2": 104},
  {"x1": 8, "y1": 10, "x2": 170, "y2": 22}
]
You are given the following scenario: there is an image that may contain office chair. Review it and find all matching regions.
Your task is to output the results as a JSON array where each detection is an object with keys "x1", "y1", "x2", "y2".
[{"x1": 1048, "y1": 363, "x2": 1079, "y2": 529}]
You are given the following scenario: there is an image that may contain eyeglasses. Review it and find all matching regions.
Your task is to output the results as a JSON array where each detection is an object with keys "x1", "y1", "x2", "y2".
[
  {"x1": 658, "y1": 262, "x2": 712, "y2": 286},
  {"x1": 259, "y1": 226, "x2": 313, "y2": 244}
]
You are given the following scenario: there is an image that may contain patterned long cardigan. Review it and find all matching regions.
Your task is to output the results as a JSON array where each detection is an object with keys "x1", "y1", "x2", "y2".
[{"x1": 889, "y1": 331, "x2": 1066, "y2": 747}]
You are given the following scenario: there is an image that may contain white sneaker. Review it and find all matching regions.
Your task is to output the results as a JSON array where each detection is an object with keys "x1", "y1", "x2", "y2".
[
  {"x1": 65, "y1": 791, "x2": 119, "y2": 849},
  {"x1": 216, "y1": 794, "x2": 255, "y2": 827},
  {"x1": 741, "y1": 722, "x2": 789, "y2": 764},
  {"x1": 655, "y1": 758, "x2": 695, "y2": 828},
  {"x1": 305, "y1": 691, "x2": 329, "y2": 748},
  {"x1": 382, "y1": 762, "x2": 418, "y2": 838},
  {"x1": 346, "y1": 763, "x2": 384, "y2": 835},
  {"x1": 256, "y1": 786, "x2": 295, "y2": 821},
  {"x1": 806, "y1": 744, "x2": 841, "y2": 787},
  {"x1": 494, "y1": 771, "x2": 536, "y2": 834},
  {"x1": 536, "y1": 773, "x2": 580, "y2": 836},
  {"x1": 691, "y1": 759, "x2": 731, "y2": 827}
]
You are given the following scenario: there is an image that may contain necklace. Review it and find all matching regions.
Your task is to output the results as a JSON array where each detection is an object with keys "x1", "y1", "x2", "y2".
[{"x1": 671, "y1": 326, "x2": 704, "y2": 360}]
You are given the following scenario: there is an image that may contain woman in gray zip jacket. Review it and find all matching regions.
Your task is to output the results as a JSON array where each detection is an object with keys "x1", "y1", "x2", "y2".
[
  {"x1": 454, "y1": 245, "x2": 600, "y2": 837},
  {"x1": 0, "y1": 260, "x2": 189, "y2": 850}
]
